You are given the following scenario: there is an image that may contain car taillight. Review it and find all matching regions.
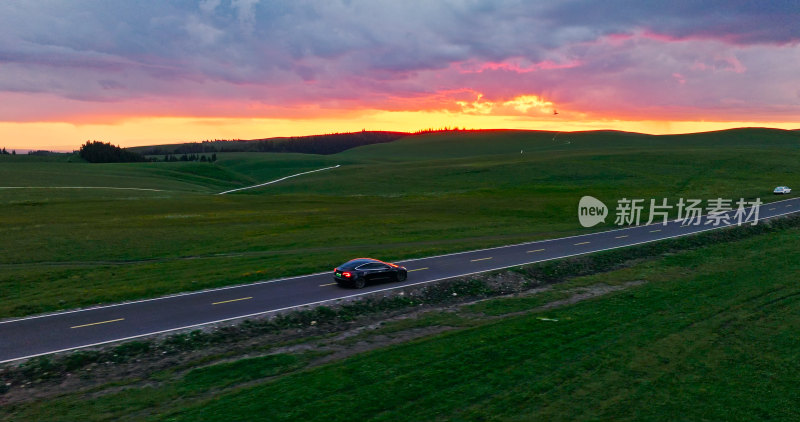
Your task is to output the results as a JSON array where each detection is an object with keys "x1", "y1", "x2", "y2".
[{"x1": 342, "y1": 272, "x2": 352, "y2": 278}]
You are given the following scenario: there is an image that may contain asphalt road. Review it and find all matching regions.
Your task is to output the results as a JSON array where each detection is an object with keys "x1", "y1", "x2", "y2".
[{"x1": 2, "y1": 196, "x2": 798, "y2": 363}]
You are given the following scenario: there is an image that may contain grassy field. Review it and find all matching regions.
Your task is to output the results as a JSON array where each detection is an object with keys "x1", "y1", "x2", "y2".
[
  {"x1": 0, "y1": 128, "x2": 798, "y2": 318},
  {"x1": 4, "y1": 218, "x2": 800, "y2": 421}
]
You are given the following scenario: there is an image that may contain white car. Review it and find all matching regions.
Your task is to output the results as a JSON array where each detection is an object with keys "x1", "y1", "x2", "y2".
[{"x1": 773, "y1": 186, "x2": 792, "y2": 194}]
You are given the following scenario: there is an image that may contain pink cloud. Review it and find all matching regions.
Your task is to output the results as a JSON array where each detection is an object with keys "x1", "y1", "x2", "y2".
[
  {"x1": 691, "y1": 55, "x2": 746, "y2": 73},
  {"x1": 455, "y1": 58, "x2": 583, "y2": 74}
]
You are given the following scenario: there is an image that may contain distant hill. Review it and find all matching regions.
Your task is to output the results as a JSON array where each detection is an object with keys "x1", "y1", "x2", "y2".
[
  {"x1": 127, "y1": 127, "x2": 800, "y2": 158},
  {"x1": 129, "y1": 131, "x2": 410, "y2": 156}
]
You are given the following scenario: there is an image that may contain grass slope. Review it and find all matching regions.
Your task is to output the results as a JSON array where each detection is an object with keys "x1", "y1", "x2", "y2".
[
  {"x1": 0, "y1": 128, "x2": 798, "y2": 318},
  {"x1": 4, "y1": 222, "x2": 799, "y2": 421},
  {"x1": 168, "y1": 227, "x2": 800, "y2": 422}
]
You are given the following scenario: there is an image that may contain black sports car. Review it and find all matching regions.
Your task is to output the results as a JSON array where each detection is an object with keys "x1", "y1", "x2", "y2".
[{"x1": 333, "y1": 258, "x2": 408, "y2": 288}]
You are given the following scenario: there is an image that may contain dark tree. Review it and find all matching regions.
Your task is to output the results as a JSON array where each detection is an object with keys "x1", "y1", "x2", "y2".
[{"x1": 79, "y1": 141, "x2": 145, "y2": 163}]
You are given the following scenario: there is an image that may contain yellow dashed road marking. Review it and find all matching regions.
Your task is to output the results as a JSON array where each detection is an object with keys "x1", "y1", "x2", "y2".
[
  {"x1": 71, "y1": 318, "x2": 125, "y2": 329},
  {"x1": 212, "y1": 297, "x2": 253, "y2": 305}
]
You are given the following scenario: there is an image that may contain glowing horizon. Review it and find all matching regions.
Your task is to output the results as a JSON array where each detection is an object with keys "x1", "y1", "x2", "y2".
[
  {"x1": 4, "y1": 114, "x2": 798, "y2": 152},
  {"x1": 1, "y1": 2, "x2": 799, "y2": 151}
]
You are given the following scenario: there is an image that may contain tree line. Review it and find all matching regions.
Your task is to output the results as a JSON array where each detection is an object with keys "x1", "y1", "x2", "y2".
[
  {"x1": 135, "y1": 131, "x2": 408, "y2": 156},
  {"x1": 163, "y1": 153, "x2": 217, "y2": 162},
  {"x1": 2, "y1": 148, "x2": 67, "y2": 156}
]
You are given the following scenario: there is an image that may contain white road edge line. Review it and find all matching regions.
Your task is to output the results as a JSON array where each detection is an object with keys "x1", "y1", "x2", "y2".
[
  {"x1": 3, "y1": 207, "x2": 797, "y2": 364},
  {"x1": 217, "y1": 165, "x2": 341, "y2": 195}
]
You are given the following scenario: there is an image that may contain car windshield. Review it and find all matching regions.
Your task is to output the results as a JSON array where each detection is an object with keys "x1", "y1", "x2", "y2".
[{"x1": 339, "y1": 259, "x2": 375, "y2": 270}]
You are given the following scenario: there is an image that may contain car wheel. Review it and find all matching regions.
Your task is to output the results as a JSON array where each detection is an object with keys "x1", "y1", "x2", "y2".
[
  {"x1": 395, "y1": 271, "x2": 407, "y2": 282},
  {"x1": 353, "y1": 277, "x2": 366, "y2": 289}
]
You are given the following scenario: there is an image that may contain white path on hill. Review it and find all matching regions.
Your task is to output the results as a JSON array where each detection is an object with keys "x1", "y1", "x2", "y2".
[{"x1": 217, "y1": 164, "x2": 341, "y2": 195}]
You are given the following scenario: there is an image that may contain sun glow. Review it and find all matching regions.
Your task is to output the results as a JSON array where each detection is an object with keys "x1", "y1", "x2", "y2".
[
  {"x1": 504, "y1": 95, "x2": 555, "y2": 114},
  {"x1": 456, "y1": 94, "x2": 555, "y2": 115}
]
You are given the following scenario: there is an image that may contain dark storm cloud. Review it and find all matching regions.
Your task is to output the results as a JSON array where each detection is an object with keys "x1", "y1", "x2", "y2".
[{"x1": 544, "y1": 0, "x2": 800, "y2": 45}]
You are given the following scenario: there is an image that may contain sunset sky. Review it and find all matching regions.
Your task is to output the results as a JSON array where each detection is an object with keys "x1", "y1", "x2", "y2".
[{"x1": 1, "y1": 1, "x2": 799, "y2": 151}]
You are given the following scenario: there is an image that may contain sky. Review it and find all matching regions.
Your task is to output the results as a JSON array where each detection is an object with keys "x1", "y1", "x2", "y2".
[{"x1": 1, "y1": 0, "x2": 799, "y2": 151}]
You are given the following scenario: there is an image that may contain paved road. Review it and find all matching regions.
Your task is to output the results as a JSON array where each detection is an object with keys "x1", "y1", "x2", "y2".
[{"x1": 2, "y1": 196, "x2": 798, "y2": 363}]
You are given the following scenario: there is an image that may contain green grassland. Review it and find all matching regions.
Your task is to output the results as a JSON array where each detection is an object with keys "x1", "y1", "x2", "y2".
[
  {"x1": 0, "y1": 128, "x2": 798, "y2": 318},
  {"x1": 4, "y1": 217, "x2": 800, "y2": 421}
]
